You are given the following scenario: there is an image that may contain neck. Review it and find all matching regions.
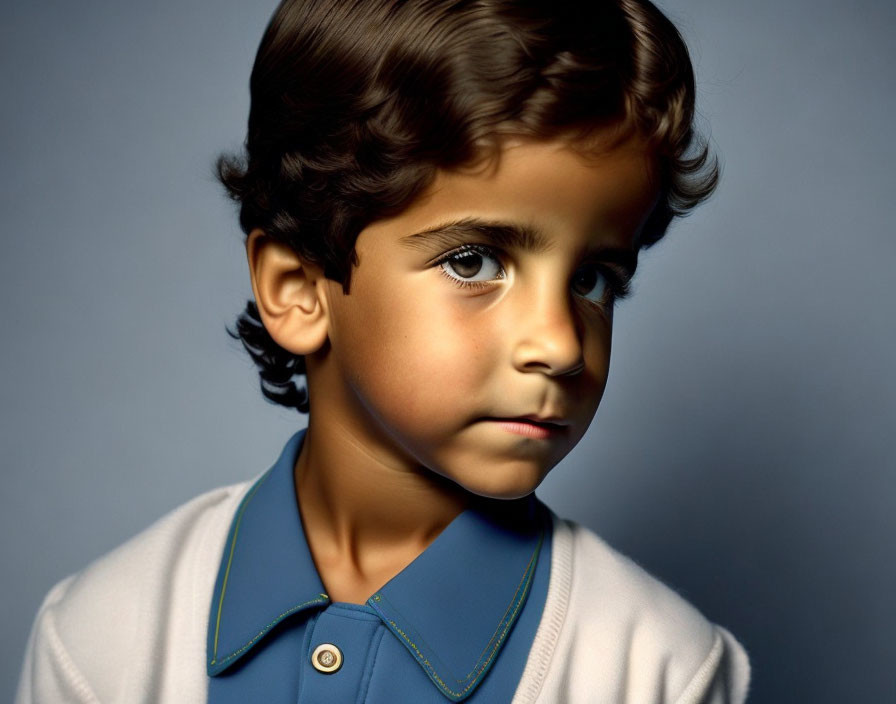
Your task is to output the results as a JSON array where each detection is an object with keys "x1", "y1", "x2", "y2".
[{"x1": 294, "y1": 411, "x2": 474, "y2": 602}]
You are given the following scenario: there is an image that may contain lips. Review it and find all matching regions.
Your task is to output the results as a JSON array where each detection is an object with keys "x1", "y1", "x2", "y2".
[
  {"x1": 485, "y1": 415, "x2": 570, "y2": 439},
  {"x1": 513, "y1": 414, "x2": 569, "y2": 428}
]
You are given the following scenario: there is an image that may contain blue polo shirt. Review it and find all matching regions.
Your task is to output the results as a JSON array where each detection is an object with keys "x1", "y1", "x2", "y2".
[{"x1": 206, "y1": 429, "x2": 553, "y2": 702}]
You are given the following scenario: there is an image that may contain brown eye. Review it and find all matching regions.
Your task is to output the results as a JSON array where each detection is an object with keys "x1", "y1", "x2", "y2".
[
  {"x1": 438, "y1": 246, "x2": 504, "y2": 283},
  {"x1": 448, "y1": 251, "x2": 484, "y2": 278},
  {"x1": 571, "y1": 264, "x2": 608, "y2": 303}
]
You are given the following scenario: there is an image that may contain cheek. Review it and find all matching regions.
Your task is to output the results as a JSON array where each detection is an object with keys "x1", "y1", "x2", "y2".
[
  {"x1": 584, "y1": 330, "x2": 612, "y2": 404},
  {"x1": 340, "y1": 282, "x2": 492, "y2": 425}
]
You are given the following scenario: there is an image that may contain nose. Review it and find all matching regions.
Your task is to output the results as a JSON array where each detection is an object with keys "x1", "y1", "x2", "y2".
[{"x1": 510, "y1": 283, "x2": 586, "y2": 377}]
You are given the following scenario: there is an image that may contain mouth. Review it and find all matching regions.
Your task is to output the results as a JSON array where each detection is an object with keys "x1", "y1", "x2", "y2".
[{"x1": 483, "y1": 415, "x2": 570, "y2": 440}]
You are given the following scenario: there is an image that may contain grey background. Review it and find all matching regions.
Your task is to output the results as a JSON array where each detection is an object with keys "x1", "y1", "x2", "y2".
[{"x1": 2, "y1": 1, "x2": 894, "y2": 701}]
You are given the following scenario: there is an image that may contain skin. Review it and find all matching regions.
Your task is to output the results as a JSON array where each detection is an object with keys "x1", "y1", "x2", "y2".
[{"x1": 247, "y1": 134, "x2": 659, "y2": 603}]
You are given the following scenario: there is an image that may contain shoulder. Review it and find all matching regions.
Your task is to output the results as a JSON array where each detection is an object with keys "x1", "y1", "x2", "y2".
[
  {"x1": 565, "y1": 518, "x2": 717, "y2": 642},
  {"x1": 15, "y1": 480, "x2": 255, "y2": 704},
  {"x1": 514, "y1": 515, "x2": 750, "y2": 704}
]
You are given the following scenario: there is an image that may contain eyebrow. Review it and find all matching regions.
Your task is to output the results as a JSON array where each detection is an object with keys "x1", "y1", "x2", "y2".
[
  {"x1": 400, "y1": 216, "x2": 552, "y2": 253},
  {"x1": 399, "y1": 216, "x2": 639, "y2": 279}
]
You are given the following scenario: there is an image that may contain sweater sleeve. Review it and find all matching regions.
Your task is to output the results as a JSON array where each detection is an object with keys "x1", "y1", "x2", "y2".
[
  {"x1": 674, "y1": 626, "x2": 751, "y2": 704},
  {"x1": 14, "y1": 576, "x2": 101, "y2": 704},
  {"x1": 14, "y1": 481, "x2": 250, "y2": 704},
  {"x1": 513, "y1": 518, "x2": 751, "y2": 704}
]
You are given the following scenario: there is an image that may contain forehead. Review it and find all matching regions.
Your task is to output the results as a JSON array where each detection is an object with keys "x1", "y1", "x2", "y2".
[{"x1": 361, "y1": 135, "x2": 660, "y2": 251}]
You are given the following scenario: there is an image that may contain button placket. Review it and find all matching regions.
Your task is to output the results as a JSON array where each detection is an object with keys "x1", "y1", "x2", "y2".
[{"x1": 297, "y1": 605, "x2": 382, "y2": 702}]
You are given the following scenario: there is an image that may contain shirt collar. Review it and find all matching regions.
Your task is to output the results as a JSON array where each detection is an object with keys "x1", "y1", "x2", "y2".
[{"x1": 207, "y1": 429, "x2": 547, "y2": 701}]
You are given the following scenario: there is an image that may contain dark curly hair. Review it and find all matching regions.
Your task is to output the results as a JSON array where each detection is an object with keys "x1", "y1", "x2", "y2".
[{"x1": 217, "y1": 0, "x2": 718, "y2": 413}]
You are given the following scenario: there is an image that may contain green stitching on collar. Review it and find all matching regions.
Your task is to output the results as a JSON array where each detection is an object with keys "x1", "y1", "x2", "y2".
[
  {"x1": 369, "y1": 519, "x2": 545, "y2": 700},
  {"x1": 209, "y1": 469, "x2": 330, "y2": 673},
  {"x1": 210, "y1": 594, "x2": 328, "y2": 668},
  {"x1": 209, "y1": 470, "x2": 271, "y2": 665},
  {"x1": 210, "y1": 471, "x2": 272, "y2": 666}
]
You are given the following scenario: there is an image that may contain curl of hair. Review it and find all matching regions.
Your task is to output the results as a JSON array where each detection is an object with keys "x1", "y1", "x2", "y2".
[{"x1": 218, "y1": 0, "x2": 719, "y2": 413}]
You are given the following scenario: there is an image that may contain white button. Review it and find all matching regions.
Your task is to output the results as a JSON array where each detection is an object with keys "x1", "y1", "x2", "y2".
[{"x1": 311, "y1": 643, "x2": 343, "y2": 673}]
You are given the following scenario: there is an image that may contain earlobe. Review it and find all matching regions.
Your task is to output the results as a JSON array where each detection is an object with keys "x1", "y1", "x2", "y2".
[{"x1": 245, "y1": 229, "x2": 330, "y2": 356}]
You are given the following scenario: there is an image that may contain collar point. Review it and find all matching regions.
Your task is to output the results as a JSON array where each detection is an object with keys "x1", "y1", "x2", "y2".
[{"x1": 207, "y1": 659, "x2": 226, "y2": 678}]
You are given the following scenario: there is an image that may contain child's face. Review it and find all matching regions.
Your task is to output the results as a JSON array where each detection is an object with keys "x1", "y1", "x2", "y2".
[{"x1": 316, "y1": 136, "x2": 657, "y2": 499}]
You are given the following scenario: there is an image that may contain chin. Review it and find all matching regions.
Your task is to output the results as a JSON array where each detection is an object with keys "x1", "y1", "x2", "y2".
[{"x1": 458, "y1": 470, "x2": 547, "y2": 501}]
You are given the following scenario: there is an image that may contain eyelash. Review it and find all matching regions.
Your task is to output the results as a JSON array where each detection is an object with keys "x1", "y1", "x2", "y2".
[
  {"x1": 433, "y1": 244, "x2": 503, "y2": 290},
  {"x1": 431, "y1": 244, "x2": 633, "y2": 305}
]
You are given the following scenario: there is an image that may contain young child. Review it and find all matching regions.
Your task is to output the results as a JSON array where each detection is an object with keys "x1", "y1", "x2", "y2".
[{"x1": 16, "y1": 1, "x2": 750, "y2": 702}]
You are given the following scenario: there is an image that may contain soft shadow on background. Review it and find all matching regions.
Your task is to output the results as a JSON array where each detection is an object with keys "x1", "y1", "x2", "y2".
[{"x1": 2, "y1": 1, "x2": 894, "y2": 701}]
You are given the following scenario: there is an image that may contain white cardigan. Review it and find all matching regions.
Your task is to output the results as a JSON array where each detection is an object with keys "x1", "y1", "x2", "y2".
[{"x1": 15, "y1": 478, "x2": 750, "y2": 704}]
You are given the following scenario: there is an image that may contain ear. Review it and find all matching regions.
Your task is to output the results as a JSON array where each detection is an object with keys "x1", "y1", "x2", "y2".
[{"x1": 245, "y1": 229, "x2": 330, "y2": 356}]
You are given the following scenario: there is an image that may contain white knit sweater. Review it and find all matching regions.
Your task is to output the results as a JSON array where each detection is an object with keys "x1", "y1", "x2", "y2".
[{"x1": 15, "y1": 479, "x2": 750, "y2": 703}]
